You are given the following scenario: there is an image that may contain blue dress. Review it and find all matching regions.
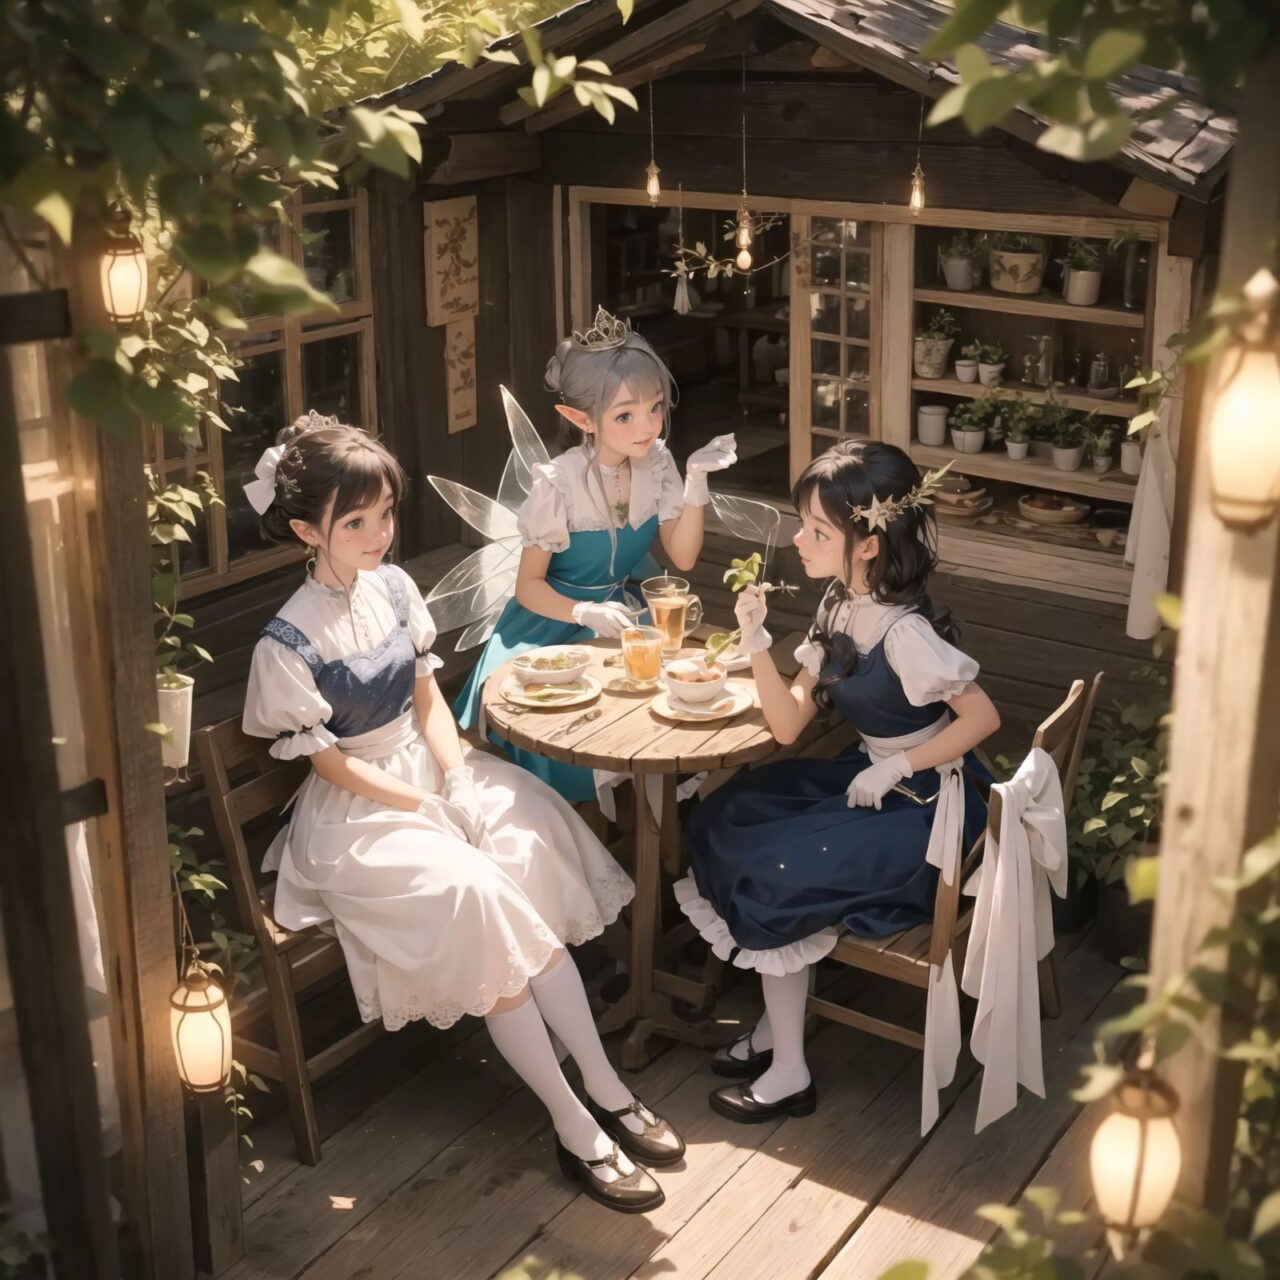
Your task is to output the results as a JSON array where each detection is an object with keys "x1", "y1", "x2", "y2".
[
  {"x1": 679, "y1": 610, "x2": 990, "y2": 965},
  {"x1": 454, "y1": 443, "x2": 684, "y2": 802}
]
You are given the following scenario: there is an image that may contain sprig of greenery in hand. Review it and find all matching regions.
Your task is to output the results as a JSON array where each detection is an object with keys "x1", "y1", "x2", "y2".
[{"x1": 704, "y1": 553, "x2": 796, "y2": 665}]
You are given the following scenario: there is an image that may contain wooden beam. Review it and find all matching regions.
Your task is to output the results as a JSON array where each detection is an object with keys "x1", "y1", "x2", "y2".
[
  {"x1": 1147, "y1": 40, "x2": 1280, "y2": 1210},
  {"x1": 421, "y1": 132, "x2": 541, "y2": 185},
  {"x1": 1120, "y1": 177, "x2": 1179, "y2": 219},
  {"x1": 0, "y1": 343, "x2": 119, "y2": 1280}
]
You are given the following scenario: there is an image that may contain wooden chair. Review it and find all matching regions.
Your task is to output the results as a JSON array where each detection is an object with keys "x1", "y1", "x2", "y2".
[
  {"x1": 806, "y1": 673, "x2": 1103, "y2": 1050},
  {"x1": 195, "y1": 718, "x2": 386, "y2": 1166}
]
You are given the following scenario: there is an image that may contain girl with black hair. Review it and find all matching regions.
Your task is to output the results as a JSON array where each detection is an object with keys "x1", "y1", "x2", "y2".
[{"x1": 675, "y1": 440, "x2": 1000, "y2": 1123}]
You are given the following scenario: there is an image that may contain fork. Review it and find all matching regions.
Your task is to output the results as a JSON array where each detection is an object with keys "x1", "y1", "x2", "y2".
[{"x1": 546, "y1": 708, "x2": 603, "y2": 742}]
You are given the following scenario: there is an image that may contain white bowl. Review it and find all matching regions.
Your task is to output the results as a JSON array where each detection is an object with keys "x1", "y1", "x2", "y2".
[
  {"x1": 662, "y1": 658, "x2": 729, "y2": 704},
  {"x1": 512, "y1": 647, "x2": 592, "y2": 685}
]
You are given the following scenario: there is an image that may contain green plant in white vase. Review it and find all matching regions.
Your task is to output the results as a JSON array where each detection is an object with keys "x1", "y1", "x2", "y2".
[
  {"x1": 913, "y1": 307, "x2": 960, "y2": 379},
  {"x1": 988, "y1": 231, "x2": 1048, "y2": 295}
]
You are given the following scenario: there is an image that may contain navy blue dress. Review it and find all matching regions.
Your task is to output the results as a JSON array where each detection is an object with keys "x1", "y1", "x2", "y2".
[{"x1": 682, "y1": 618, "x2": 990, "y2": 957}]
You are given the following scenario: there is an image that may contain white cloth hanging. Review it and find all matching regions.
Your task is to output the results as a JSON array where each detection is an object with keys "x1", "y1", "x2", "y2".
[
  {"x1": 961, "y1": 747, "x2": 1068, "y2": 1132},
  {"x1": 1125, "y1": 426, "x2": 1176, "y2": 640},
  {"x1": 592, "y1": 769, "x2": 706, "y2": 823}
]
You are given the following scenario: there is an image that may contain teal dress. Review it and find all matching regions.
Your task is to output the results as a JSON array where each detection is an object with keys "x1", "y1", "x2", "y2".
[{"x1": 454, "y1": 521, "x2": 663, "y2": 801}]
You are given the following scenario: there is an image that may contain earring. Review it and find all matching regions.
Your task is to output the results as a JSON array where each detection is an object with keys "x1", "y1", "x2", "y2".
[{"x1": 306, "y1": 544, "x2": 318, "y2": 574}]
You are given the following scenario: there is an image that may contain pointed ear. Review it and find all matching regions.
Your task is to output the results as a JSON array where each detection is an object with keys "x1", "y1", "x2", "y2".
[
  {"x1": 858, "y1": 532, "x2": 881, "y2": 561},
  {"x1": 554, "y1": 402, "x2": 593, "y2": 435}
]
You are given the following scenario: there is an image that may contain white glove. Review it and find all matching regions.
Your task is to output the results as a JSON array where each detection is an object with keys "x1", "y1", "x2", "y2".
[
  {"x1": 571, "y1": 599, "x2": 635, "y2": 638},
  {"x1": 733, "y1": 584, "x2": 773, "y2": 656},
  {"x1": 683, "y1": 433, "x2": 738, "y2": 506},
  {"x1": 846, "y1": 752, "x2": 913, "y2": 810},
  {"x1": 440, "y1": 764, "x2": 487, "y2": 845}
]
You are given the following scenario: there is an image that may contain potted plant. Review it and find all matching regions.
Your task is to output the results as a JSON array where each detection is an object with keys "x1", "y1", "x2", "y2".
[
  {"x1": 1051, "y1": 412, "x2": 1088, "y2": 471},
  {"x1": 963, "y1": 338, "x2": 1007, "y2": 387},
  {"x1": 1058, "y1": 237, "x2": 1105, "y2": 306},
  {"x1": 988, "y1": 232, "x2": 1047, "y2": 295},
  {"x1": 1121, "y1": 430, "x2": 1143, "y2": 476},
  {"x1": 949, "y1": 394, "x2": 997, "y2": 454},
  {"x1": 913, "y1": 307, "x2": 959, "y2": 379},
  {"x1": 938, "y1": 230, "x2": 984, "y2": 292},
  {"x1": 917, "y1": 403, "x2": 950, "y2": 446},
  {"x1": 1090, "y1": 422, "x2": 1117, "y2": 473},
  {"x1": 954, "y1": 354, "x2": 979, "y2": 383},
  {"x1": 1003, "y1": 396, "x2": 1035, "y2": 460}
]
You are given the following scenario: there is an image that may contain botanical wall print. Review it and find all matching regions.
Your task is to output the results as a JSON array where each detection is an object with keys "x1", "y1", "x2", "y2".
[
  {"x1": 445, "y1": 316, "x2": 477, "y2": 433},
  {"x1": 424, "y1": 195, "x2": 479, "y2": 326}
]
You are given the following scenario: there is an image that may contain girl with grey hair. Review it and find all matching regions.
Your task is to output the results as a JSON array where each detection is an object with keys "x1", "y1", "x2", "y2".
[{"x1": 454, "y1": 306, "x2": 736, "y2": 801}]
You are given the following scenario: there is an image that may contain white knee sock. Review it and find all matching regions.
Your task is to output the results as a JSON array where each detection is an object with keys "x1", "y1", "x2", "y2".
[
  {"x1": 529, "y1": 954, "x2": 642, "y2": 1133},
  {"x1": 745, "y1": 968, "x2": 811, "y2": 1104},
  {"x1": 727, "y1": 1012, "x2": 773, "y2": 1062},
  {"x1": 485, "y1": 997, "x2": 634, "y2": 1178}
]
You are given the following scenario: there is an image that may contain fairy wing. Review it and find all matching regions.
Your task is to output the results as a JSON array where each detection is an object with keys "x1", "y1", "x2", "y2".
[{"x1": 709, "y1": 489, "x2": 801, "y2": 578}]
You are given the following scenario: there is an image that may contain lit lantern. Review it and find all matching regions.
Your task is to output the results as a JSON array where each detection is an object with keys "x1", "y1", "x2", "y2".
[
  {"x1": 909, "y1": 162, "x2": 926, "y2": 217},
  {"x1": 170, "y1": 969, "x2": 232, "y2": 1093},
  {"x1": 1207, "y1": 341, "x2": 1280, "y2": 527},
  {"x1": 99, "y1": 213, "x2": 148, "y2": 324},
  {"x1": 645, "y1": 159, "x2": 661, "y2": 207},
  {"x1": 1089, "y1": 1067, "x2": 1181, "y2": 1258}
]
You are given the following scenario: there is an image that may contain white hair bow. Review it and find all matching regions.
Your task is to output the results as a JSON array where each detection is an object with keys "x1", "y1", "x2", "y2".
[{"x1": 243, "y1": 444, "x2": 286, "y2": 515}]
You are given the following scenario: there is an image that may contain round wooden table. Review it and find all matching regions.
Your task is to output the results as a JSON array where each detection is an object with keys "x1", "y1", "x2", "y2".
[{"x1": 482, "y1": 632, "x2": 779, "y2": 1067}]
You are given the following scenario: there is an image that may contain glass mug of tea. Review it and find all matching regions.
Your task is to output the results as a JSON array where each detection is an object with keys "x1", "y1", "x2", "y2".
[
  {"x1": 640, "y1": 575, "x2": 703, "y2": 655},
  {"x1": 620, "y1": 625, "x2": 664, "y2": 689}
]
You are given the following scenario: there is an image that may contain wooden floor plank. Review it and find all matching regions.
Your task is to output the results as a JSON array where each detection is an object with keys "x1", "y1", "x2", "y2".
[{"x1": 817, "y1": 944, "x2": 1124, "y2": 1280}]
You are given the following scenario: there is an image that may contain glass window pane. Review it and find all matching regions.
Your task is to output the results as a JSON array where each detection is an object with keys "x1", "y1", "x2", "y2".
[
  {"x1": 812, "y1": 337, "x2": 840, "y2": 378},
  {"x1": 843, "y1": 255, "x2": 872, "y2": 290},
  {"x1": 301, "y1": 209, "x2": 357, "y2": 304},
  {"x1": 302, "y1": 330, "x2": 363, "y2": 426},
  {"x1": 302, "y1": 170, "x2": 351, "y2": 202},
  {"x1": 844, "y1": 346, "x2": 870, "y2": 383},
  {"x1": 810, "y1": 291, "x2": 841, "y2": 336},
  {"x1": 178, "y1": 503, "x2": 212, "y2": 577},
  {"x1": 162, "y1": 425, "x2": 204, "y2": 463},
  {"x1": 811, "y1": 431, "x2": 838, "y2": 457},
  {"x1": 812, "y1": 377, "x2": 840, "y2": 429},
  {"x1": 843, "y1": 387, "x2": 870, "y2": 434},
  {"x1": 845, "y1": 294, "x2": 871, "y2": 341},
  {"x1": 811, "y1": 218, "x2": 842, "y2": 286},
  {"x1": 843, "y1": 220, "x2": 870, "y2": 249},
  {"x1": 220, "y1": 347, "x2": 287, "y2": 565}
]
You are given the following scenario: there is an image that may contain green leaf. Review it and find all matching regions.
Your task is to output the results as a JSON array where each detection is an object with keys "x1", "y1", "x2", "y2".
[
  {"x1": 1022, "y1": 1185, "x2": 1060, "y2": 1224},
  {"x1": 67, "y1": 362, "x2": 138, "y2": 434},
  {"x1": 243, "y1": 250, "x2": 337, "y2": 315},
  {"x1": 1038, "y1": 113, "x2": 1133, "y2": 163},
  {"x1": 1083, "y1": 30, "x2": 1146, "y2": 82},
  {"x1": 874, "y1": 1265, "x2": 930, "y2": 1280},
  {"x1": 1125, "y1": 854, "x2": 1159, "y2": 903},
  {"x1": 975, "y1": 1204, "x2": 1024, "y2": 1234},
  {"x1": 1152, "y1": 1018, "x2": 1191, "y2": 1061},
  {"x1": 616, "y1": 0, "x2": 634, "y2": 22},
  {"x1": 391, "y1": 0, "x2": 424, "y2": 42},
  {"x1": 920, "y1": 0, "x2": 1008, "y2": 59},
  {"x1": 7, "y1": 158, "x2": 81, "y2": 246},
  {"x1": 174, "y1": 225, "x2": 248, "y2": 285},
  {"x1": 1252, "y1": 1191, "x2": 1280, "y2": 1240}
]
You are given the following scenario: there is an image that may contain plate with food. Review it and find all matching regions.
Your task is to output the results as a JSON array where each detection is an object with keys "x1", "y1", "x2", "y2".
[
  {"x1": 652, "y1": 678, "x2": 754, "y2": 723},
  {"x1": 511, "y1": 646, "x2": 593, "y2": 685},
  {"x1": 1018, "y1": 493, "x2": 1090, "y2": 525},
  {"x1": 499, "y1": 673, "x2": 602, "y2": 709}
]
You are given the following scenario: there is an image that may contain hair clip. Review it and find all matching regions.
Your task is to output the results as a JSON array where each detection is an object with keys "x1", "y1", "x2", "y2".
[
  {"x1": 571, "y1": 305, "x2": 631, "y2": 352},
  {"x1": 849, "y1": 461, "x2": 955, "y2": 532}
]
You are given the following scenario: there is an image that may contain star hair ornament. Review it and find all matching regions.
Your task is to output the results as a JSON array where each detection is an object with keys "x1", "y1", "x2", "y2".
[
  {"x1": 848, "y1": 461, "x2": 955, "y2": 533},
  {"x1": 571, "y1": 305, "x2": 632, "y2": 352}
]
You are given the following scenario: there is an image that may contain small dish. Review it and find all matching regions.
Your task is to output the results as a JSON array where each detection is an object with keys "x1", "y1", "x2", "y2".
[
  {"x1": 662, "y1": 658, "x2": 729, "y2": 704},
  {"x1": 651, "y1": 680, "x2": 753, "y2": 723},
  {"x1": 1018, "y1": 494, "x2": 1089, "y2": 526},
  {"x1": 511, "y1": 646, "x2": 592, "y2": 686},
  {"x1": 499, "y1": 674, "x2": 601, "y2": 709},
  {"x1": 936, "y1": 497, "x2": 994, "y2": 523}
]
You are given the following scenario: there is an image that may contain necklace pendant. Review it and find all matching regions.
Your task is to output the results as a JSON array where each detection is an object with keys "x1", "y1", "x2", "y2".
[{"x1": 614, "y1": 499, "x2": 630, "y2": 524}]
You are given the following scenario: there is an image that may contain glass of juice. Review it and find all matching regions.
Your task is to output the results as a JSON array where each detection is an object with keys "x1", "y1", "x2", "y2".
[
  {"x1": 641, "y1": 575, "x2": 703, "y2": 655},
  {"x1": 620, "y1": 626, "x2": 664, "y2": 689}
]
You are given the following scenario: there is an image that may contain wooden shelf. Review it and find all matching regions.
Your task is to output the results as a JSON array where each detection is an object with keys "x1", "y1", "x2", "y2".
[
  {"x1": 913, "y1": 286, "x2": 1145, "y2": 329},
  {"x1": 910, "y1": 443, "x2": 1139, "y2": 504},
  {"x1": 911, "y1": 376, "x2": 1139, "y2": 418}
]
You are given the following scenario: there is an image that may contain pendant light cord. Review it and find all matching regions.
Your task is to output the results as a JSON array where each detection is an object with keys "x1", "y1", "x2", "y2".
[{"x1": 741, "y1": 53, "x2": 748, "y2": 199}]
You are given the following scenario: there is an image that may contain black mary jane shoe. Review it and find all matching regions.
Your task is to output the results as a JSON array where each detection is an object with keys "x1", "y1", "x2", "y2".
[
  {"x1": 586, "y1": 1096, "x2": 686, "y2": 1167},
  {"x1": 711, "y1": 1029, "x2": 774, "y2": 1079},
  {"x1": 708, "y1": 1080, "x2": 817, "y2": 1125},
  {"x1": 555, "y1": 1139, "x2": 666, "y2": 1214}
]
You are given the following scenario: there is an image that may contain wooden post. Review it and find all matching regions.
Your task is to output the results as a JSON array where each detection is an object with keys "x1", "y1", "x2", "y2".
[
  {"x1": 0, "y1": 342, "x2": 119, "y2": 1279},
  {"x1": 63, "y1": 221, "x2": 197, "y2": 1278},
  {"x1": 1146, "y1": 42, "x2": 1280, "y2": 1209},
  {"x1": 185, "y1": 1093, "x2": 242, "y2": 1277}
]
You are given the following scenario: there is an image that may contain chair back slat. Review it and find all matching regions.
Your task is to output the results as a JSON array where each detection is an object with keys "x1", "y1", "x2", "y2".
[{"x1": 232, "y1": 766, "x2": 308, "y2": 827}]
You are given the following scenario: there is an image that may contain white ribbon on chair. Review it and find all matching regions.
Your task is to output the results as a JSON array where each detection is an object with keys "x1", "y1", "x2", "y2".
[{"x1": 961, "y1": 747, "x2": 1068, "y2": 1131}]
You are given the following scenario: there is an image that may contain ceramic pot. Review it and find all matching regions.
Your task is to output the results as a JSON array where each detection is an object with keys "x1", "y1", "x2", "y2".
[
  {"x1": 913, "y1": 336, "x2": 953, "y2": 379},
  {"x1": 917, "y1": 405, "x2": 949, "y2": 446},
  {"x1": 950, "y1": 428, "x2": 985, "y2": 454},
  {"x1": 1092, "y1": 452, "x2": 1114, "y2": 474},
  {"x1": 1121, "y1": 438, "x2": 1143, "y2": 476},
  {"x1": 989, "y1": 250, "x2": 1045, "y2": 295},
  {"x1": 1006, "y1": 439, "x2": 1029, "y2": 461},
  {"x1": 954, "y1": 359, "x2": 978, "y2": 384},
  {"x1": 941, "y1": 256, "x2": 975, "y2": 291},
  {"x1": 156, "y1": 674, "x2": 194, "y2": 771},
  {"x1": 1063, "y1": 268, "x2": 1102, "y2": 306},
  {"x1": 1052, "y1": 445, "x2": 1086, "y2": 471},
  {"x1": 978, "y1": 361, "x2": 1006, "y2": 387}
]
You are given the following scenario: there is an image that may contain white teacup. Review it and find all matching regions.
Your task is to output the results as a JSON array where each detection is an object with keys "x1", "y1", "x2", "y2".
[{"x1": 663, "y1": 659, "x2": 728, "y2": 705}]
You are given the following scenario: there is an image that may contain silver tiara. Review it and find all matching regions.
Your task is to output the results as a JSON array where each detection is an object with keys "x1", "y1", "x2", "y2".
[{"x1": 571, "y1": 306, "x2": 631, "y2": 352}]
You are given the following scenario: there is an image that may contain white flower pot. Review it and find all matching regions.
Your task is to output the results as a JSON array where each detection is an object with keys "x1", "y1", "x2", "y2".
[
  {"x1": 156, "y1": 674, "x2": 195, "y2": 771},
  {"x1": 913, "y1": 336, "x2": 954, "y2": 379},
  {"x1": 1092, "y1": 453, "x2": 1114, "y2": 474},
  {"x1": 951, "y1": 428, "x2": 985, "y2": 454},
  {"x1": 1064, "y1": 268, "x2": 1103, "y2": 306},
  {"x1": 941, "y1": 256, "x2": 975, "y2": 291},
  {"x1": 977, "y1": 361, "x2": 1006, "y2": 387},
  {"x1": 1121, "y1": 439, "x2": 1143, "y2": 476},
  {"x1": 989, "y1": 250, "x2": 1045, "y2": 295},
  {"x1": 1006, "y1": 440, "x2": 1029, "y2": 460},
  {"x1": 1052, "y1": 445, "x2": 1086, "y2": 471},
  {"x1": 954, "y1": 359, "x2": 978, "y2": 384},
  {"x1": 917, "y1": 405, "x2": 949, "y2": 446}
]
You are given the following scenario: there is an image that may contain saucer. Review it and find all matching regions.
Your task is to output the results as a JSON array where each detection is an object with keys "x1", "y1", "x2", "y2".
[
  {"x1": 499, "y1": 673, "x2": 601, "y2": 709},
  {"x1": 651, "y1": 680, "x2": 754, "y2": 723}
]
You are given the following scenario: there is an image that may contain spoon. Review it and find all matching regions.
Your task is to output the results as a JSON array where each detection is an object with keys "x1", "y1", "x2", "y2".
[{"x1": 547, "y1": 707, "x2": 604, "y2": 741}]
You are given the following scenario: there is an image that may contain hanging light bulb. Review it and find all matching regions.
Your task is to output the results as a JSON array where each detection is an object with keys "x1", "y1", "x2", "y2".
[
  {"x1": 734, "y1": 55, "x2": 753, "y2": 274},
  {"x1": 170, "y1": 967, "x2": 232, "y2": 1093},
  {"x1": 99, "y1": 209, "x2": 148, "y2": 325},
  {"x1": 1089, "y1": 1063, "x2": 1181, "y2": 1258},
  {"x1": 644, "y1": 82, "x2": 661, "y2": 206},
  {"x1": 736, "y1": 247, "x2": 753, "y2": 272},
  {"x1": 909, "y1": 161, "x2": 926, "y2": 217}
]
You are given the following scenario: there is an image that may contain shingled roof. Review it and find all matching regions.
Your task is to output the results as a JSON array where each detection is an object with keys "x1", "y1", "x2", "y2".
[{"x1": 387, "y1": 0, "x2": 1235, "y2": 201}]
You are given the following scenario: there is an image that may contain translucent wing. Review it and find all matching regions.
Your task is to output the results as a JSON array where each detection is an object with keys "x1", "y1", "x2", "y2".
[
  {"x1": 497, "y1": 450, "x2": 531, "y2": 514},
  {"x1": 501, "y1": 385, "x2": 551, "y2": 479},
  {"x1": 455, "y1": 615, "x2": 499, "y2": 652},
  {"x1": 709, "y1": 489, "x2": 801, "y2": 578},
  {"x1": 425, "y1": 539, "x2": 522, "y2": 639},
  {"x1": 427, "y1": 476, "x2": 520, "y2": 543}
]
